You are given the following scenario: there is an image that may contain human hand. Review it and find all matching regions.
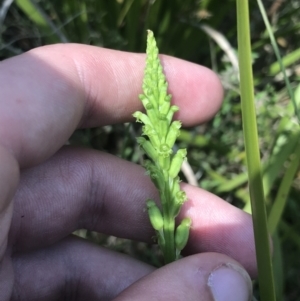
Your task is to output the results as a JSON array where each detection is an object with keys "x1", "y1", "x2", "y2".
[{"x1": 0, "y1": 44, "x2": 255, "y2": 300}]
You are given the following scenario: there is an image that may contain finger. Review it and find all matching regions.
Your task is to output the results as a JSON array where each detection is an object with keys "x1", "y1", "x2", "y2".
[
  {"x1": 179, "y1": 184, "x2": 257, "y2": 278},
  {"x1": 114, "y1": 253, "x2": 252, "y2": 301},
  {"x1": 10, "y1": 147, "x2": 256, "y2": 277},
  {"x1": 11, "y1": 235, "x2": 154, "y2": 301},
  {"x1": 0, "y1": 44, "x2": 223, "y2": 167}
]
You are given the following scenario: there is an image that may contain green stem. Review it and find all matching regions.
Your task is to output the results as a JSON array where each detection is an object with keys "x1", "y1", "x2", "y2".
[
  {"x1": 161, "y1": 171, "x2": 176, "y2": 264},
  {"x1": 163, "y1": 216, "x2": 175, "y2": 264},
  {"x1": 236, "y1": 0, "x2": 276, "y2": 300}
]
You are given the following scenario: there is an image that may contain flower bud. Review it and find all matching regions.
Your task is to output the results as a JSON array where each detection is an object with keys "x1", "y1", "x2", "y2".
[
  {"x1": 157, "y1": 144, "x2": 171, "y2": 170},
  {"x1": 158, "y1": 155, "x2": 170, "y2": 171},
  {"x1": 144, "y1": 161, "x2": 165, "y2": 192},
  {"x1": 165, "y1": 94, "x2": 171, "y2": 102},
  {"x1": 145, "y1": 103, "x2": 153, "y2": 110},
  {"x1": 145, "y1": 103, "x2": 159, "y2": 125},
  {"x1": 159, "y1": 98, "x2": 171, "y2": 116},
  {"x1": 158, "y1": 87, "x2": 167, "y2": 105},
  {"x1": 146, "y1": 88, "x2": 153, "y2": 97},
  {"x1": 133, "y1": 111, "x2": 152, "y2": 126},
  {"x1": 137, "y1": 137, "x2": 157, "y2": 161},
  {"x1": 139, "y1": 96, "x2": 152, "y2": 111},
  {"x1": 165, "y1": 121, "x2": 181, "y2": 147},
  {"x1": 147, "y1": 199, "x2": 164, "y2": 231},
  {"x1": 138, "y1": 94, "x2": 146, "y2": 101},
  {"x1": 172, "y1": 204, "x2": 181, "y2": 217},
  {"x1": 158, "y1": 143, "x2": 172, "y2": 158},
  {"x1": 171, "y1": 177, "x2": 180, "y2": 197},
  {"x1": 175, "y1": 190, "x2": 187, "y2": 204},
  {"x1": 158, "y1": 77, "x2": 165, "y2": 88},
  {"x1": 166, "y1": 105, "x2": 179, "y2": 124},
  {"x1": 147, "y1": 94, "x2": 158, "y2": 109},
  {"x1": 158, "y1": 114, "x2": 169, "y2": 139},
  {"x1": 142, "y1": 125, "x2": 160, "y2": 148},
  {"x1": 175, "y1": 217, "x2": 191, "y2": 251},
  {"x1": 170, "y1": 177, "x2": 185, "y2": 213},
  {"x1": 169, "y1": 149, "x2": 187, "y2": 178}
]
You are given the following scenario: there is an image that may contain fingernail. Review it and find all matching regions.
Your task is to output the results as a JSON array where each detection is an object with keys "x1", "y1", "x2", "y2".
[{"x1": 207, "y1": 263, "x2": 252, "y2": 301}]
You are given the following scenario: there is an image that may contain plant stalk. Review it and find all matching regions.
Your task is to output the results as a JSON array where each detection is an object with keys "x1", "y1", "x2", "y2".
[{"x1": 236, "y1": 0, "x2": 276, "y2": 300}]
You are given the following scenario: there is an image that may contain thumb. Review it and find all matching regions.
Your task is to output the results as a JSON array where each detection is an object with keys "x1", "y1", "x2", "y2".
[{"x1": 113, "y1": 253, "x2": 253, "y2": 301}]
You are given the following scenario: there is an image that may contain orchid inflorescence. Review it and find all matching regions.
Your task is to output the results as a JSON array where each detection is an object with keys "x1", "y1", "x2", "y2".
[{"x1": 133, "y1": 30, "x2": 191, "y2": 264}]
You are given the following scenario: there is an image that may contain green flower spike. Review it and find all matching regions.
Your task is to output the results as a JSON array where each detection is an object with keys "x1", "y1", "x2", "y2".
[{"x1": 133, "y1": 30, "x2": 191, "y2": 264}]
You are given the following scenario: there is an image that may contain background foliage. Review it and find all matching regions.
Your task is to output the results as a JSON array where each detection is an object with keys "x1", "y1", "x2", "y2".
[{"x1": 1, "y1": 0, "x2": 300, "y2": 300}]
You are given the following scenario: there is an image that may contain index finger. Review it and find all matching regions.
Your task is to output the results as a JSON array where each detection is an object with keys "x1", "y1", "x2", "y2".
[{"x1": 0, "y1": 44, "x2": 223, "y2": 167}]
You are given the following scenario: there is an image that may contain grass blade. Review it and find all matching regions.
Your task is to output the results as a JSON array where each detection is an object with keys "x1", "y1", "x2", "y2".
[
  {"x1": 268, "y1": 132, "x2": 300, "y2": 235},
  {"x1": 256, "y1": 0, "x2": 299, "y2": 123},
  {"x1": 269, "y1": 48, "x2": 300, "y2": 76},
  {"x1": 236, "y1": 0, "x2": 276, "y2": 300},
  {"x1": 15, "y1": 0, "x2": 67, "y2": 42}
]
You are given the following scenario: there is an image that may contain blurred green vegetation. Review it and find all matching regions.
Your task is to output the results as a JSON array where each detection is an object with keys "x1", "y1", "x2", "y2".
[{"x1": 1, "y1": 0, "x2": 300, "y2": 300}]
